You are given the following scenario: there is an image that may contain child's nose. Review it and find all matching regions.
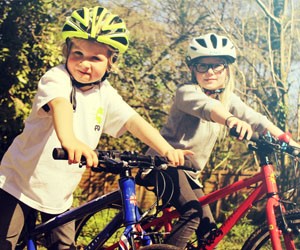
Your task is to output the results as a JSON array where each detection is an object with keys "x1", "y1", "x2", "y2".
[
  {"x1": 80, "y1": 60, "x2": 91, "y2": 70},
  {"x1": 206, "y1": 67, "x2": 215, "y2": 74}
]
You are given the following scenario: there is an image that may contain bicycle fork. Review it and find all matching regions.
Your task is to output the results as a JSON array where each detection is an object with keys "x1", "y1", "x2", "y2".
[
  {"x1": 118, "y1": 170, "x2": 152, "y2": 250},
  {"x1": 263, "y1": 161, "x2": 296, "y2": 250}
]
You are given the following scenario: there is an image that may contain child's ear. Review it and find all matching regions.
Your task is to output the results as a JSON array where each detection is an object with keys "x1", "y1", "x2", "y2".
[
  {"x1": 112, "y1": 54, "x2": 118, "y2": 63},
  {"x1": 66, "y1": 38, "x2": 72, "y2": 51}
]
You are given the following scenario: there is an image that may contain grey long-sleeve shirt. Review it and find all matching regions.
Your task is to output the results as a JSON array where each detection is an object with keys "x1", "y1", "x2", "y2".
[{"x1": 147, "y1": 83, "x2": 273, "y2": 181}]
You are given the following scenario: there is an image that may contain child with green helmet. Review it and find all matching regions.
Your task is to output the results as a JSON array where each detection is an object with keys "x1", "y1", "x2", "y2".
[{"x1": 0, "y1": 6, "x2": 192, "y2": 249}]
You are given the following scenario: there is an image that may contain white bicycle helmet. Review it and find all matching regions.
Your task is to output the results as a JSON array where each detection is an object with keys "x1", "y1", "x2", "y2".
[{"x1": 186, "y1": 33, "x2": 236, "y2": 65}]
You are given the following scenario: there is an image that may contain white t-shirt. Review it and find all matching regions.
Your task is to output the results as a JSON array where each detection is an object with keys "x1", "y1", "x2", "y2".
[{"x1": 0, "y1": 65, "x2": 137, "y2": 214}]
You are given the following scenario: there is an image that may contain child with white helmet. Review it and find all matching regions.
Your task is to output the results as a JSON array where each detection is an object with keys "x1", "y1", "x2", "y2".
[
  {"x1": 137, "y1": 32, "x2": 299, "y2": 248},
  {"x1": 0, "y1": 6, "x2": 192, "y2": 249}
]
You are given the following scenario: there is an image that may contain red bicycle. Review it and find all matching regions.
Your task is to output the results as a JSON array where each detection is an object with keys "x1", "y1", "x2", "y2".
[
  {"x1": 138, "y1": 129, "x2": 300, "y2": 250},
  {"x1": 69, "y1": 128, "x2": 299, "y2": 249}
]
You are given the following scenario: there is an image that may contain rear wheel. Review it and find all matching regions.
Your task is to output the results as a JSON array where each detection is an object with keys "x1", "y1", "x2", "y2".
[{"x1": 242, "y1": 209, "x2": 300, "y2": 250}]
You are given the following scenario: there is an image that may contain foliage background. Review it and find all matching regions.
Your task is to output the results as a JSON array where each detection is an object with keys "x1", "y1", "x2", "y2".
[{"x1": 2, "y1": 0, "x2": 300, "y2": 155}]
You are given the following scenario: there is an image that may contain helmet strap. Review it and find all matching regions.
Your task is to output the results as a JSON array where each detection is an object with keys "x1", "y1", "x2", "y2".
[
  {"x1": 190, "y1": 69, "x2": 225, "y2": 97},
  {"x1": 69, "y1": 77, "x2": 102, "y2": 112},
  {"x1": 65, "y1": 64, "x2": 109, "y2": 111},
  {"x1": 64, "y1": 38, "x2": 111, "y2": 110},
  {"x1": 203, "y1": 87, "x2": 225, "y2": 97},
  {"x1": 71, "y1": 77, "x2": 101, "y2": 88},
  {"x1": 64, "y1": 60, "x2": 110, "y2": 88}
]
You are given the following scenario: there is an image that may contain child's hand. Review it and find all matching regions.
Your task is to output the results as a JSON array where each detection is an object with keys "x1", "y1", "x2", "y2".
[
  {"x1": 164, "y1": 149, "x2": 194, "y2": 166},
  {"x1": 62, "y1": 139, "x2": 98, "y2": 168},
  {"x1": 225, "y1": 116, "x2": 253, "y2": 140}
]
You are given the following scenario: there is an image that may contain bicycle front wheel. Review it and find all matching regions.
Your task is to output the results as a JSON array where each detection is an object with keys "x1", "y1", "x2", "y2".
[
  {"x1": 75, "y1": 207, "x2": 174, "y2": 250},
  {"x1": 242, "y1": 209, "x2": 300, "y2": 250},
  {"x1": 140, "y1": 244, "x2": 181, "y2": 250},
  {"x1": 75, "y1": 190, "x2": 124, "y2": 249}
]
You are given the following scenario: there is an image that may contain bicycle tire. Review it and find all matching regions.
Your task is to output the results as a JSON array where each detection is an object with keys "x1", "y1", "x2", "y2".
[
  {"x1": 74, "y1": 190, "x2": 180, "y2": 249},
  {"x1": 75, "y1": 190, "x2": 124, "y2": 249},
  {"x1": 74, "y1": 191, "x2": 167, "y2": 249},
  {"x1": 242, "y1": 209, "x2": 300, "y2": 250},
  {"x1": 139, "y1": 244, "x2": 181, "y2": 250}
]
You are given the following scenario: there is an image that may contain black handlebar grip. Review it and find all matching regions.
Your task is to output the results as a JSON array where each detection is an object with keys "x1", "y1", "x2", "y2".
[
  {"x1": 52, "y1": 148, "x2": 68, "y2": 160},
  {"x1": 229, "y1": 127, "x2": 249, "y2": 139},
  {"x1": 229, "y1": 127, "x2": 259, "y2": 142},
  {"x1": 285, "y1": 145, "x2": 300, "y2": 157}
]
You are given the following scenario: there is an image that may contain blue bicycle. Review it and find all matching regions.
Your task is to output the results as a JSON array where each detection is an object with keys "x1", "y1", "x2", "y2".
[{"x1": 16, "y1": 149, "x2": 190, "y2": 250}]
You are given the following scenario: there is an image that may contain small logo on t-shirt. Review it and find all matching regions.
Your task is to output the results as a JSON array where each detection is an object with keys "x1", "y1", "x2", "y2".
[{"x1": 94, "y1": 107, "x2": 104, "y2": 131}]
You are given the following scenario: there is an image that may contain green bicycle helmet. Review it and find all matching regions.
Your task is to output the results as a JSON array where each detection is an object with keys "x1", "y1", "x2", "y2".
[{"x1": 62, "y1": 6, "x2": 129, "y2": 53}]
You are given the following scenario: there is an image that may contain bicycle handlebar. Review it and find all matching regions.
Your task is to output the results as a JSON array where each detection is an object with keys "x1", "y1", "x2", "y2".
[
  {"x1": 52, "y1": 148, "x2": 197, "y2": 172},
  {"x1": 53, "y1": 148, "x2": 157, "y2": 163},
  {"x1": 229, "y1": 127, "x2": 300, "y2": 157}
]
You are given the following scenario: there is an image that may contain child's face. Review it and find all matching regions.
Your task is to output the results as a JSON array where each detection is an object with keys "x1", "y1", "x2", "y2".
[
  {"x1": 67, "y1": 38, "x2": 110, "y2": 84},
  {"x1": 193, "y1": 57, "x2": 228, "y2": 90}
]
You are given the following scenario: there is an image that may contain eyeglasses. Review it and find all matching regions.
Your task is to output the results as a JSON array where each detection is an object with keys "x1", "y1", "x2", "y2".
[{"x1": 194, "y1": 63, "x2": 227, "y2": 73}]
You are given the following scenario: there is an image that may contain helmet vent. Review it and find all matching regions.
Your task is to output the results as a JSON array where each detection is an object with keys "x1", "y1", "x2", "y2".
[
  {"x1": 196, "y1": 38, "x2": 207, "y2": 48},
  {"x1": 112, "y1": 16, "x2": 122, "y2": 24},
  {"x1": 111, "y1": 37, "x2": 129, "y2": 46},
  {"x1": 210, "y1": 34, "x2": 217, "y2": 48},
  {"x1": 96, "y1": 7, "x2": 104, "y2": 16},
  {"x1": 77, "y1": 9, "x2": 85, "y2": 19},
  {"x1": 222, "y1": 38, "x2": 228, "y2": 47},
  {"x1": 62, "y1": 24, "x2": 76, "y2": 32}
]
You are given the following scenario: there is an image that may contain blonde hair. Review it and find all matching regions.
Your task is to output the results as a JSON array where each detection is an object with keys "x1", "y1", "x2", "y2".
[
  {"x1": 218, "y1": 63, "x2": 235, "y2": 139},
  {"x1": 219, "y1": 64, "x2": 235, "y2": 108}
]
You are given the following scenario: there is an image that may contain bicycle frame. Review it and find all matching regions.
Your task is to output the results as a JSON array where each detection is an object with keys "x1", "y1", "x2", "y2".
[
  {"x1": 116, "y1": 169, "x2": 152, "y2": 249},
  {"x1": 24, "y1": 190, "x2": 121, "y2": 250},
  {"x1": 24, "y1": 170, "x2": 152, "y2": 250},
  {"x1": 88, "y1": 169, "x2": 154, "y2": 250},
  {"x1": 142, "y1": 145, "x2": 297, "y2": 250}
]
